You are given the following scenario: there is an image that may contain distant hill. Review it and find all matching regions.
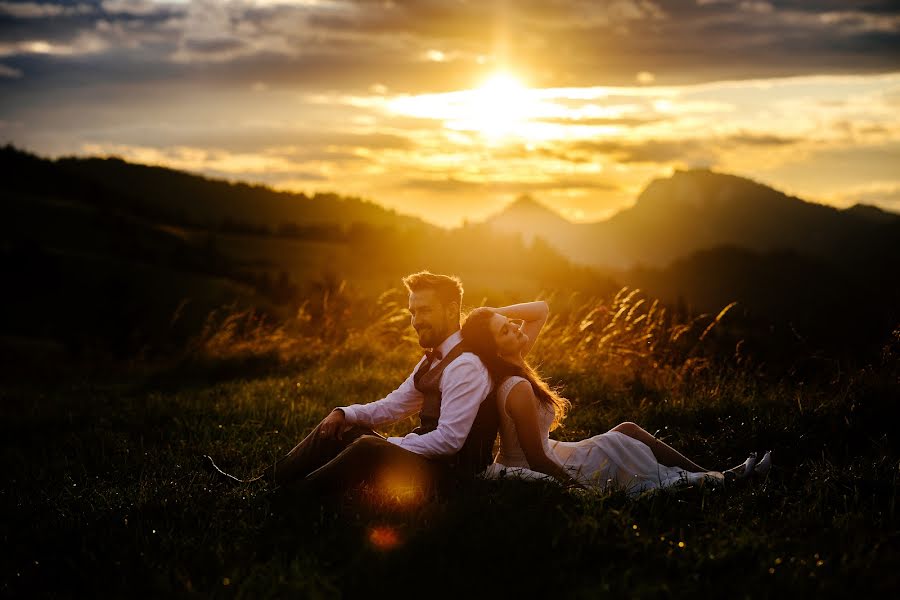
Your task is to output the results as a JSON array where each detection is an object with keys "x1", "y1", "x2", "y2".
[
  {"x1": 487, "y1": 169, "x2": 900, "y2": 270},
  {"x1": 622, "y1": 244, "x2": 900, "y2": 354},
  {"x1": 487, "y1": 170, "x2": 900, "y2": 354},
  {"x1": 0, "y1": 145, "x2": 611, "y2": 360},
  {"x1": 2, "y1": 146, "x2": 897, "y2": 362},
  {"x1": 2, "y1": 145, "x2": 430, "y2": 233},
  {"x1": 487, "y1": 195, "x2": 574, "y2": 245}
]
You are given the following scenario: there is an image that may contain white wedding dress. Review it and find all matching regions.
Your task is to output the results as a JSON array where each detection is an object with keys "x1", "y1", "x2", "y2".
[{"x1": 483, "y1": 376, "x2": 724, "y2": 496}]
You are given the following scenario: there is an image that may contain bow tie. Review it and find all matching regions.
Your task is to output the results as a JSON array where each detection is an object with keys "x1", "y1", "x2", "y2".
[{"x1": 425, "y1": 349, "x2": 443, "y2": 363}]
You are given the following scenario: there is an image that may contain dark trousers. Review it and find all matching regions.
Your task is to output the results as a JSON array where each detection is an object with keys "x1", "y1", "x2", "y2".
[{"x1": 274, "y1": 422, "x2": 446, "y2": 496}]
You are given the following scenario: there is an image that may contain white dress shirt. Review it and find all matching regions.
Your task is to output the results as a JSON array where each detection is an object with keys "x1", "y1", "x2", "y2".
[{"x1": 338, "y1": 330, "x2": 492, "y2": 458}]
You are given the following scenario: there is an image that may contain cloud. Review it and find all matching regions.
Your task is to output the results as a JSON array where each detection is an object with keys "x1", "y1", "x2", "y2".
[
  {"x1": 0, "y1": 35, "x2": 108, "y2": 57},
  {"x1": 725, "y1": 132, "x2": 800, "y2": 146},
  {"x1": 79, "y1": 141, "x2": 332, "y2": 181},
  {"x1": 566, "y1": 139, "x2": 715, "y2": 165},
  {"x1": 535, "y1": 115, "x2": 664, "y2": 127},
  {"x1": 402, "y1": 175, "x2": 618, "y2": 194},
  {"x1": 0, "y1": 62, "x2": 22, "y2": 77},
  {"x1": 0, "y1": 2, "x2": 898, "y2": 225},
  {"x1": 100, "y1": 1, "x2": 189, "y2": 17},
  {"x1": 0, "y1": 0, "x2": 896, "y2": 92},
  {"x1": 183, "y1": 37, "x2": 246, "y2": 54},
  {"x1": 0, "y1": 2, "x2": 94, "y2": 18},
  {"x1": 541, "y1": 130, "x2": 803, "y2": 167},
  {"x1": 199, "y1": 130, "x2": 413, "y2": 156}
]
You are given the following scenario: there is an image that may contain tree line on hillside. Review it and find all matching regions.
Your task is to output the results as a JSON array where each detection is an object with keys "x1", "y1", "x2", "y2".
[
  {"x1": 3, "y1": 145, "x2": 895, "y2": 373},
  {"x1": 490, "y1": 174, "x2": 900, "y2": 362},
  {"x1": 1, "y1": 145, "x2": 425, "y2": 232},
  {"x1": 1, "y1": 146, "x2": 613, "y2": 365}
]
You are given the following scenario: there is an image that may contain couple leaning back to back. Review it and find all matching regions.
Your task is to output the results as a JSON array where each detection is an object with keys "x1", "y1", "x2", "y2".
[{"x1": 210, "y1": 270, "x2": 771, "y2": 497}]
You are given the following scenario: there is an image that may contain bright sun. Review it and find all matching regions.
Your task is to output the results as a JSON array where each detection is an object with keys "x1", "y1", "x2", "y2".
[
  {"x1": 465, "y1": 72, "x2": 530, "y2": 139},
  {"x1": 387, "y1": 71, "x2": 544, "y2": 142}
]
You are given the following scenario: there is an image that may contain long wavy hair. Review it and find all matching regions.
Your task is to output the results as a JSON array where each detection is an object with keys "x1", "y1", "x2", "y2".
[{"x1": 461, "y1": 307, "x2": 569, "y2": 427}]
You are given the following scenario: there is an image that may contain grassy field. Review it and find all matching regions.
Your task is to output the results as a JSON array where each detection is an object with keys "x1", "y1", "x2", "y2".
[{"x1": 2, "y1": 290, "x2": 899, "y2": 598}]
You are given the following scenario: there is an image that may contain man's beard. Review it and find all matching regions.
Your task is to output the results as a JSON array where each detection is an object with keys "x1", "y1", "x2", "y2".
[{"x1": 416, "y1": 326, "x2": 442, "y2": 348}]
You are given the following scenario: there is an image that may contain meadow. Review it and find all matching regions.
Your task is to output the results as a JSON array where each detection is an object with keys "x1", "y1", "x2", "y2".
[{"x1": 2, "y1": 287, "x2": 899, "y2": 598}]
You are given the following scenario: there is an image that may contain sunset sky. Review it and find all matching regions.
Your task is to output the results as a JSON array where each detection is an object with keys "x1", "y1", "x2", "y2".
[{"x1": 1, "y1": 0, "x2": 898, "y2": 226}]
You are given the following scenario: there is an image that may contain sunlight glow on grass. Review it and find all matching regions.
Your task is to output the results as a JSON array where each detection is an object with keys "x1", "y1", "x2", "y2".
[
  {"x1": 368, "y1": 525, "x2": 402, "y2": 551},
  {"x1": 374, "y1": 468, "x2": 429, "y2": 508}
]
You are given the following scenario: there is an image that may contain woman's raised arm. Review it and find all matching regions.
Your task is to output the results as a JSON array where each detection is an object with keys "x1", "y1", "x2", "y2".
[{"x1": 487, "y1": 300, "x2": 549, "y2": 357}]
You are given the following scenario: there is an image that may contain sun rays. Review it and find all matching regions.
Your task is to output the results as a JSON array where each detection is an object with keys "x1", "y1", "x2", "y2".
[
  {"x1": 462, "y1": 72, "x2": 534, "y2": 140},
  {"x1": 389, "y1": 71, "x2": 551, "y2": 142}
]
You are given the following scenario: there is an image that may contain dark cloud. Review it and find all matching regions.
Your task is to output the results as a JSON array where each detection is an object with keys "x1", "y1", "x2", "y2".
[
  {"x1": 0, "y1": 0, "x2": 895, "y2": 95},
  {"x1": 0, "y1": 1, "x2": 96, "y2": 19},
  {"x1": 547, "y1": 139, "x2": 703, "y2": 164},
  {"x1": 183, "y1": 37, "x2": 245, "y2": 54},
  {"x1": 545, "y1": 132, "x2": 802, "y2": 165},
  {"x1": 0, "y1": 0, "x2": 896, "y2": 208},
  {"x1": 220, "y1": 169, "x2": 329, "y2": 184},
  {"x1": 725, "y1": 132, "x2": 799, "y2": 146},
  {"x1": 771, "y1": 1, "x2": 899, "y2": 14},
  {"x1": 535, "y1": 116, "x2": 664, "y2": 127},
  {"x1": 402, "y1": 175, "x2": 618, "y2": 194},
  {"x1": 177, "y1": 131, "x2": 413, "y2": 155},
  {"x1": 402, "y1": 176, "x2": 485, "y2": 193},
  {"x1": 0, "y1": 1, "x2": 181, "y2": 45},
  {"x1": 0, "y1": 10, "x2": 96, "y2": 43},
  {"x1": 588, "y1": 139, "x2": 711, "y2": 164},
  {"x1": 522, "y1": 1, "x2": 900, "y2": 86},
  {"x1": 7, "y1": 104, "x2": 413, "y2": 156}
]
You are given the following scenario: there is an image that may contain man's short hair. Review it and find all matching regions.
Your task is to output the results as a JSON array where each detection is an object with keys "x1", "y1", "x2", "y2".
[{"x1": 402, "y1": 271, "x2": 464, "y2": 309}]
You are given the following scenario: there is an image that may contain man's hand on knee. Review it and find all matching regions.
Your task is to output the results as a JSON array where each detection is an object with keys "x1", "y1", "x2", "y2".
[{"x1": 318, "y1": 408, "x2": 350, "y2": 440}]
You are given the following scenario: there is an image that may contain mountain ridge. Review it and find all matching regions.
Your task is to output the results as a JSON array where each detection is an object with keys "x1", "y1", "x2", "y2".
[
  {"x1": 486, "y1": 168, "x2": 900, "y2": 269},
  {"x1": 491, "y1": 170, "x2": 900, "y2": 228},
  {"x1": 2, "y1": 145, "x2": 434, "y2": 234}
]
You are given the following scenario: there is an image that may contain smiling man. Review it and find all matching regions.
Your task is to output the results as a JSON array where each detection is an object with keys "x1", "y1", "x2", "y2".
[{"x1": 270, "y1": 271, "x2": 497, "y2": 495}]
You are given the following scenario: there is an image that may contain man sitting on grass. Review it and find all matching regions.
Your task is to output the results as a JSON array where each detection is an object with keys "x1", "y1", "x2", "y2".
[{"x1": 267, "y1": 271, "x2": 497, "y2": 496}]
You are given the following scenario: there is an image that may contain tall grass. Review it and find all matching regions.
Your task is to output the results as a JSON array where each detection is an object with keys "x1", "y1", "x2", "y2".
[
  {"x1": 180, "y1": 285, "x2": 419, "y2": 376},
  {"x1": 533, "y1": 287, "x2": 739, "y2": 386},
  {"x1": 6, "y1": 283, "x2": 896, "y2": 597},
  {"x1": 187, "y1": 284, "x2": 739, "y2": 387}
]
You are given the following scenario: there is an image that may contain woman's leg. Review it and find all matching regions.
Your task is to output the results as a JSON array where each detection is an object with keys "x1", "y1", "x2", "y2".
[{"x1": 610, "y1": 422, "x2": 708, "y2": 472}]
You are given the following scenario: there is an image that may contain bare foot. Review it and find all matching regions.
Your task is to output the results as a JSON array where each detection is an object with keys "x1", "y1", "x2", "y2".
[
  {"x1": 754, "y1": 451, "x2": 772, "y2": 476},
  {"x1": 724, "y1": 452, "x2": 758, "y2": 481}
]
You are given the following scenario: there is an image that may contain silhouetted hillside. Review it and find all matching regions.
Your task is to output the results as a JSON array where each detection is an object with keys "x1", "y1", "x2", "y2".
[
  {"x1": 485, "y1": 169, "x2": 900, "y2": 357},
  {"x1": 487, "y1": 169, "x2": 900, "y2": 270},
  {"x1": 2, "y1": 146, "x2": 897, "y2": 367},
  {"x1": 2, "y1": 145, "x2": 429, "y2": 233},
  {"x1": 623, "y1": 244, "x2": 900, "y2": 355},
  {"x1": 843, "y1": 203, "x2": 900, "y2": 225},
  {"x1": 488, "y1": 195, "x2": 575, "y2": 245},
  {"x1": 0, "y1": 146, "x2": 614, "y2": 363}
]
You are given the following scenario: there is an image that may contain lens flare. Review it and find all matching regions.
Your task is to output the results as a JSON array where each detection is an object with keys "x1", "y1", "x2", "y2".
[
  {"x1": 375, "y1": 466, "x2": 429, "y2": 507},
  {"x1": 368, "y1": 525, "x2": 402, "y2": 550}
]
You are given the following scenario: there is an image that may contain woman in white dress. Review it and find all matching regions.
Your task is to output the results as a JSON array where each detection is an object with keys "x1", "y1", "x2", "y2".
[{"x1": 460, "y1": 301, "x2": 769, "y2": 495}]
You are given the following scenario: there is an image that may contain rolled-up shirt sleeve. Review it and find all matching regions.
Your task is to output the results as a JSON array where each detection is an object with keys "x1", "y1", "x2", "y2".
[
  {"x1": 386, "y1": 355, "x2": 492, "y2": 457},
  {"x1": 339, "y1": 357, "x2": 426, "y2": 427}
]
